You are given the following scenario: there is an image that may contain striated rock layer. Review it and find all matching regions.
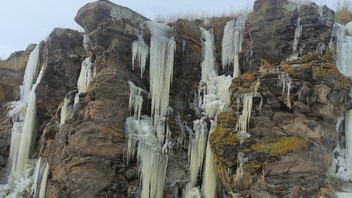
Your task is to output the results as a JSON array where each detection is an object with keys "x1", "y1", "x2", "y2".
[{"x1": 0, "y1": 0, "x2": 351, "y2": 197}]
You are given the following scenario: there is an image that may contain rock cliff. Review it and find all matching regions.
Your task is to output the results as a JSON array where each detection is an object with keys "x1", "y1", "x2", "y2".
[{"x1": 0, "y1": 0, "x2": 351, "y2": 197}]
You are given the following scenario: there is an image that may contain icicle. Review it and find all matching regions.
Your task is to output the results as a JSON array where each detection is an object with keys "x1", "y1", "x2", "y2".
[
  {"x1": 279, "y1": 73, "x2": 292, "y2": 109},
  {"x1": 124, "y1": 117, "x2": 139, "y2": 165},
  {"x1": 199, "y1": 27, "x2": 217, "y2": 84},
  {"x1": 38, "y1": 163, "x2": 49, "y2": 198},
  {"x1": 60, "y1": 97, "x2": 72, "y2": 126},
  {"x1": 236, "y1": 93, "x2": 253, "y2": 133},
  {"x1": 20, "y1": 44, "x2": 40, "y2": 102},
  {"x1": 77, "y1": 57, "x2": 94, "y2": 93},
  {"x1": 292, "y1": 17, "x2": 302, "y2": 57},
  {"x1": 146, "y1": 21, "x2": 176, "y2": 142},
  {"x1": 233, "y1": 15, "x2": 247, "y2": 78},
  {"x1": 221, "y1": 15, "x2": 247, "y2": 75},
  {"x1": 185, "y1": 187, "x2": 202, "y2": 198},
  {"x1": 234, "y1": 152, "x2": 248, "y2": 185},
  {"x1": 216, "y1": 75, "x2": 232, "y2": 106},
  {"x1": 221, "y1": 19, "x2": 236, "y2": 70},
  {"x1": 128, "y1": 81, "x2": 147, "y2": 120},
  {"x1": 201, "y1": 121, "x2": 217, "y2": 198},
  {"x1": 12, "y1": 65, "x2": 44, "y2": 178},
  {"x1": 7, "y1": 122, "x2": 23, "y2": 176},
  {"x1": 346, "y1": 110, "x2": 352, "y2": 155},
  {"x1": 187, "y1": 119, "x2": 208, "y2": 190},
  {"x1": 333, "y1": 23, "x2": 352, "y2": 76},
  {"x1": 83, "y1": 34, "x2": 89, "y2": 50},
  {"x1": 31, "y1": 158, "x2": 41, "y2": 196},
  {"x1": 316, "y1": 42, "x2": 325, "y2": 55},
  {"x1": 137, "y1": 121, "x2": 168, "y2": 198},
  {"x1": 132, "y1": 34, "x2": 149, "y2": 78}
]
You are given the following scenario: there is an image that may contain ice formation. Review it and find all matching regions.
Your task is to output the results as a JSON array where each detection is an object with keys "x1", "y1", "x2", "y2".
[
  {"x1": 221, "y1": 19, "x2": 236, "y2": 70},
  {"x1": 1, "y1": 45, "x2": 49, "y2": 197},
  {"x1": 126, "y1": 21, "x2": 177, "y2": 198},
  {"x1": 185, "y1": 187, "x2": 202, "y2": 198},
  {"x1": 145, "y1": 21, "x2": 176, "y2": 143},
  {"x1": 279, "y1": 72, "x2": 292, "y2": 109},
  {"x1": 331, "y1": 23, "x2": 352, "y2": 77},
  {"x1": 236, "y1": 93, "x2": 253, "y2": 133},
  {"x1": 83, "y1": 34, "x2": 89, "y2": 50},
  {"x1": 198, "y1": 27, "x2": 232, "y2": 119},
  {"x1": 20, "y1": 44, "x2": 40, "y2": 102},
  {"x1": 77, "y1": 57, "x2": 94, "y2": 93},
  {"x1": 146, "y1": 22, "x2": 175, "y2": 118},
  {"x1": 126, "y1": 20, "x2": 248, "y2": 198},
  {"x1": 132, "y1": 34, "x2": 149, "y2": 78},
  {"x1": 12, "y1": 60, "x2": 44, "y2": 179},
  {"x1": 124, "y1": 116, "x2": 168, "y2": 198},
  {"x1": 221, "y1": 15, "x2": 247, "y2": 77},
  {"x1": 128, "y1": 81, "x2": 147, "y2": 120},
  {"x1": 187, "y1": 119, "x2": 208, "y2": 189},
  {"x1": 38, "y1": 163, "x2": 49, "y2": 198},
  {"x1": 201, "y1": 122, "x2": 217, "y2": 198},
  {"x1": 60, "y1": 96, "x2": 72, "y2": 126},
  {"x1": 329, "y1": 22, "x2": 352, "y2": 197},
  {"x1": 292, "y1": 16, "x2": 302, "y2": 57}
]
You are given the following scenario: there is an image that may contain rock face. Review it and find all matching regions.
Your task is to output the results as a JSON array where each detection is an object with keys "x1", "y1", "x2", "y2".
[
  {"x1": 0, "y1": 0, "x2": 350, "y2": 197},
  {"x1": 241, "y1": 0, "x2": 334, "y2": 71},
  {"x1": 41, "y1": 2, "x2": 150, "y2": 197},
  {"x1": 0, "y1": 44, "x2": 35, "y2": 105},
  {"x1": 211, "y1": 53, "x2": 347, "y2": 196}
]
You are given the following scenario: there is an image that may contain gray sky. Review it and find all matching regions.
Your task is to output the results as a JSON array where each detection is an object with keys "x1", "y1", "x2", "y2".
[{"x1": 0, "y1": 0, "x2": 337, "y2": 59}]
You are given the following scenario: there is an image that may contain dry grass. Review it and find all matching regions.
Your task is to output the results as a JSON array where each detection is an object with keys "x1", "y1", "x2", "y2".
[
  {"x1": 336, "y1": 0, "x2": 352, "y2": 24},
  {"x1": 154, "y1": 0, "x2": 352, "y2": 25},
  {"x1": 290, "y1": 0, "x2": 313, "y2": 4},
  {"x1": 155, "y1": 7, "x2": 249, "y2": 23}
]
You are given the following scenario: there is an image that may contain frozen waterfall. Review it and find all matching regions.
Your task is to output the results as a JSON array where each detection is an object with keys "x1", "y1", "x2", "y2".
[
  {"x1": 330, "y1": 22, "x2": 352, "y2": 197},
  {"x1": 0, "y1": 44, "x2": 49, "y2": 198},
  {"x1": 125, "y1": 21, "x2": 176, "y2": 198},
  {"x1": 221, "y1": 15, "x2": 247, "y2": 77},
  {"x1": 331, "y1": 23, "x2": 352, "y2": 77}
]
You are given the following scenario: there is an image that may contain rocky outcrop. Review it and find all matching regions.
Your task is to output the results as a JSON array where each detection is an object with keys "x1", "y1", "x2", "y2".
[
  {"x1": 242, "y1": 0, "x2": 334, "y2": 71},
  {"x1": 210, "y1": 52, "x2": 348, "y2": 197},
  {"x1": 42, "y1": 1, "x2": 149, "y2": 197},
  {"x1": 36, "y1": 28, "x2": 84, "y2": 122},
  {"x1": 1, "y1": 0, "x2": 350, "y2": 197},
  {"x1": 0, "y1": 44, "x2": 35, "y2": 105}
]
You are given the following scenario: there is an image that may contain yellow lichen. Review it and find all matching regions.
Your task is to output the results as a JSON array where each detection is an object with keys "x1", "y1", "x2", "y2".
[
  {"x1": 250, "y1": 136, "x2": 308, "y2": 157},
  {"x1": 240, "y1": 72, "x2": 256, "y2": 80}
]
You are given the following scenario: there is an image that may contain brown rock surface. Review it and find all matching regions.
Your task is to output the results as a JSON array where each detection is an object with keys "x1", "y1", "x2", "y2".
[
  {"x1": 1, "y1": 0, "x2": 348, "y2": 197},
  {"x1": 242, "y1": 0, "x2": 334, "y2": 71},
  {"x1": 0, "y1": 44, "x2": 36, "y2": 104}
]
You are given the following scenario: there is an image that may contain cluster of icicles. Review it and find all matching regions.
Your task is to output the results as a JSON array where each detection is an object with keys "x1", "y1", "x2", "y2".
[
  {"x1": 0, "y1": 44, "x2": 49, "y2": 198},
  {"x1": 0, "y1": 33, "x2": 95, "y2": 197},
  {"x1": 124, "y1": 14, "x2": 261, "y2": 197},
  {"x1": 328, "y1": 21, "x2": 352, "y2": 197}
]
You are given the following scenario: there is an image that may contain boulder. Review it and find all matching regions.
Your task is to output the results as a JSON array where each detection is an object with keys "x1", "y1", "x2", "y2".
[{"x1": 75, "y1": 0, "x2": 149, "y2": 33}]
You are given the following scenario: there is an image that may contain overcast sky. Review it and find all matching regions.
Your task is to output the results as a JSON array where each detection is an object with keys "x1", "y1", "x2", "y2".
[{"x1": 0, "y1": 0, "x2": 337, "y2": 59}]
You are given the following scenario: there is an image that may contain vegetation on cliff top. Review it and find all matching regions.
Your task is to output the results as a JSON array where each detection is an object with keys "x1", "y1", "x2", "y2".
[{"x1": 336, "y1": 0, "x2": 352, "y2": 24}]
